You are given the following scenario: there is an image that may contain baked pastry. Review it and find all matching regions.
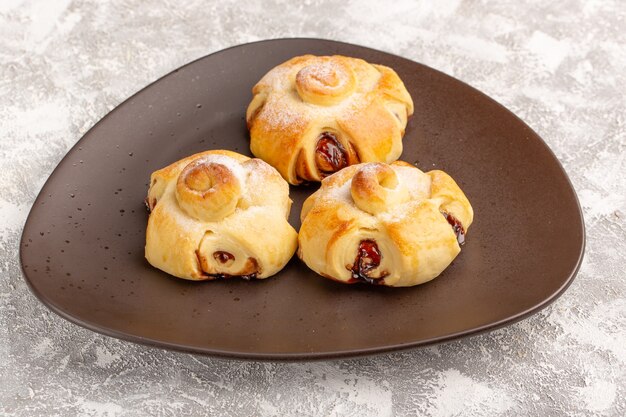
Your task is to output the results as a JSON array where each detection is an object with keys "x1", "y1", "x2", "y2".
[
  {"x1": 246, "y1": 55, "x2": 414, "y2": 185},
  {"x1": 298, "y1": 161, "x2": 473, "y2": 287},
  {"x1": 145, "y1": 150, "x2": 297, "y2": 280}
]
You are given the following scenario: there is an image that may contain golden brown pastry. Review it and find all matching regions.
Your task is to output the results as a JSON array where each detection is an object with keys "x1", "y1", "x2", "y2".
[
  {"x1": 145, "y1": 150, "x2": 297, "y2": 280},
  {"x1": 298, "y1": 161, "x2": 473, "y2": 287},
  {"x1": 246, "y1": 55, "x2": 414, "y2": 185}
]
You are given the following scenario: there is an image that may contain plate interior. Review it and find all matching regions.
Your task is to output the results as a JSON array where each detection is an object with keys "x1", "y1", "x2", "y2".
[{"x1": 20, "y1": 39, "x2": 585, "y2": 360}]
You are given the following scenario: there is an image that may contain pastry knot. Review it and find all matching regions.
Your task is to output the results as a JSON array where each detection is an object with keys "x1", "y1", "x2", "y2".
[
  {"x1": 350, "y1": 163, "x2": 409, "y2": 215},
  {"x1": 295, "y1": 57, "x2": 356, "y2": 106},
  {"x1": 175, "y1": 157, "x2": 243, "y2": 222}
]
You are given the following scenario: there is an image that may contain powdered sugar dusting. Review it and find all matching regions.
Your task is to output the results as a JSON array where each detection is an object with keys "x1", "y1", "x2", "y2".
[
  {"x1": 195, "y1": 154, "x2": 248, "y2": 192},
  {"x1": 298, "y1": 60, "x2": 344, "y2": 87},
  {"x1": 394, "y1": 165, "x2": 431, "y2": 200},
  {"x1": 258, "y1": 93, "x2": 307, "y2": 130},
  {"x1": 322, "y1": 163, "x2": 433, "y2": 222},
  {"x1": 325, "y1": 176, "x2": 354, "y2": 204}
]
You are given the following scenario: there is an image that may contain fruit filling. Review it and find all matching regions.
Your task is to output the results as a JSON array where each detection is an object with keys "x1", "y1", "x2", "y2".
[
  {"x1": 349, "y1": 239, "x2": 386, "y2": 285},
  {"x1": 442, "y1": 212, "x2": 465, "y2": 245},
  {"x1": 315, "y1": 132, "x2": 348, "y2": 175}
]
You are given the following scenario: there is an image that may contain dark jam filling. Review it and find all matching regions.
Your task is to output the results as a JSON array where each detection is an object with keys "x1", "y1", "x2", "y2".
[
  {"x1": 349, "y1": 240, "x2": 386, "y2": 285},
  {"x1": 208, "y1": 272, "x2": 257, "y2": 281},
  {"x1": 315, "y1": 132, "x2": 348, "y2": 175},
  {"x1": 213, "y1": 251, "x2": 234, "y2": 264},
  {"x1": 442, "y1": 212, "x2": 466, "y2": 245},
  {"x1": 195, "y1": 250, "x2": 258, "y2": 281}
]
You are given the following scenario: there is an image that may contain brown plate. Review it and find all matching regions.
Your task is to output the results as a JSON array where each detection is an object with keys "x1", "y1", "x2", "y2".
[{"x1": 20, "y1": 39, "x2": 585, "y2": 360}]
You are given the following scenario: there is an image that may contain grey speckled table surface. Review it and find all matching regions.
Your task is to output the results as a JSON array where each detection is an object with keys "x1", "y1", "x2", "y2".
[{"x1": 1, "y1": 1, "x2": 625, "y2": 416}]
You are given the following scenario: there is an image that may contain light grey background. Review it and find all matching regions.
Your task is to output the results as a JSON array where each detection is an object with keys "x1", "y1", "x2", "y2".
[{"x1": 1, "y1": 0, "x2": 625, "y2": 415}]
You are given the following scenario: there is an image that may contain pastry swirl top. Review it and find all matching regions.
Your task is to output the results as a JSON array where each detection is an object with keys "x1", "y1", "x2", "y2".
[
  {"x1": 295, "y1": 58, "x2": 356, "y2": 106},
  {"x1": 175, "y1": 155, "x2": 245, "y2": 222}
]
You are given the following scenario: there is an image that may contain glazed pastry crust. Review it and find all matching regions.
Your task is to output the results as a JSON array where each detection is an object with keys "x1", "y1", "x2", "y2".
[
  {"x1": 246, "y1": 55, "x2": 414, "y2": 184},
  {"x1": 145, "y1": 150, "x2": 298, "y2": 280},
  {"x1": 298, "y1": 161, "x2": 473, "y2": 287}
]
